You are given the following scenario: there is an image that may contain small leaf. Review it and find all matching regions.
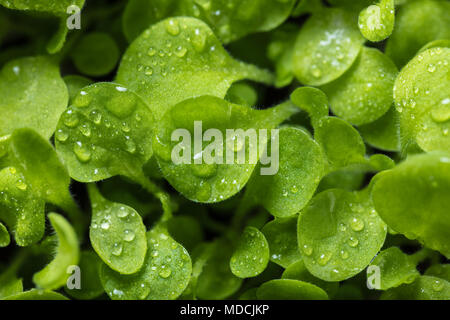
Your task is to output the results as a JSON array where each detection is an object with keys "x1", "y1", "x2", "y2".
[
  {"x1": 293, "y1": 8, "x2": 365, "y2": 86},
  {"x1": 261, "y1": 217, "x2": 302, "y2": 268},
  {"x1": 0, "y1": 56, "x2": 68, "y2": 139},
  {"x1": 321, "y1": 47, "x2": 398, "y2": 126},
  {"x1": 0, "y1": 222, "x2": 9, "y2": 247},
  {"x1": 0, "y1": 0, "x2": 85, "y2": 15},
  {"x1": 372, "y1": 152, "x2": 450, "y2": 258},
  {"x1": 393, "y1": 47, "x2": 449, "y2": 152},
  {"x1": 71, "y1": 33, "x2": 120, "y2": 77},
  {"x1": 100, "y1": 225, "x2": 192, "y2": 300},
  {"x1": 33, "y1": 213, "x2": 80, "y2": 290},
  {"x1": 290, "y1": 87, "x2": 329, "y2": 126},
  {"x1": 88, "y1": 184, "x2": 147, "y2": 275},
  {"x1": 369, "y1": 247, "x2": 420, "y2": 290},
  {"x1": 246, "y1": 127, "x2": 324, "y2": 217},
  {"x1": 381, "y1": 276, "x2": 450, "y2": 300},
  {"x1": 0, "y1": 167, "x2": 45, "y2": 246},
  {"x1": 116, "y1": 17, "x2": 274, "y2": 120},
  {"x1": 230, "y1": 226, "x2": 269, "y2": 278},
  {"x1": 298, "y1": 188, "x2": 387, "y2": 281},
  {"x1": 358, "y1": 0, "x2": 395, "y2": 42},
  {"x1": 256, "y1": 279, "x2": 328, "y2": 300},
  {"x1": 55, "y1": 82, "x2": 155, "y2": 183}
]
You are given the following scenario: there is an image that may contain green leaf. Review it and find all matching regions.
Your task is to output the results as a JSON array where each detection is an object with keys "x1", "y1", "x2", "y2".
[
  {"x1": 426, "y1": 264, "x2": 450, "y2": 282},
  {"x1": 386, "y1": 0, "x2": 450, "y2": 67},
  {"x1": 314, "y1": 117, "x2": 366, "y2": 171},
  {"x1": 0, "y1": 269, "x2": 23, "y2": 299},
  {"x1": 46, "y1": 18, "x2": 69, "y2": 54},
  {"x1": 71, "y1": 33, "x2": 120, "y2": 77},
  {"x1": 358, "y1": 0, "x2": 395, "y2": 42},
  {"x1": 282, "y1": 260, "x2": 339, "y2": 297},
  {"x1": 88, "y1": 184, "x2": 147, "y2": 275},
  {"x1": 0, "y1": 56, "x2": 68, "y2": 139},
  {"x1": 0, "y1": 167, "x2": 45, "y2": 246},
  {"x1": 230, "y1": 226, "x2": 269, "y2": 278},
  {"x1": 256, "y1": 279, "x2": 328, "y2": 300},
  {"x1": 8, "y1": 129, "x2": 82, "y2": 223},
  {"x1": 225, "y1": 82, "x2": 258, "y2": 107},
  {"x1": 359, "y1": 107, "x2": 401, "y2": 152},
  {"x1": 4, "y1": 289, "x2": 69, "y2": 300},
  {"x1": 321, "y1": 47, "x2": 398, "y2": 126},
  {"x1": 290, "y1": 87, "x2": 329, "y2": 126},
  {"x1": 418, "y1": 39, "x2": 450, "y2": 53},
  {"x1": 55, "y1": 82, "x2": 155, "y2": 183},
  {"x1": 317, "y1": 169, "x2": 365, "y2": 193},
  {"x1": 381, "y1": 276, "x2": 450, "y2": 300},
  {"x1": 369, "y1": 247, "x2": 420, "y2": 290},
  {"x1": 100, "y1": 225, "x2": 192, "y2": 300},
  {"x1": 0, "y1": 222, "x2": 9, "y2": 247},
  {"x1": 293, "y1": 8, "x2": 365, "y2": 86},
  {"x1": 196, "y1": 239, "x2": 243, "y2": 299},
  {"x1": 63, "y1": 75, "x2": 93, "y2": 103},
  {"x1": 246, "y1": 127, "x2": 324, "y2": 217},
  {"x1": 64, "y1": 250, "x2": 105, "y2": 300},
  {"x1": 0, "y1": 0, "x2": 85, "y2": 15},
  {"x1": 292, "y1": 0, "x2": 324, "y2": 17},
  {"x1": 154, "y1": 96, "x2": 297, "y2": 203},
  {"x1": 261, "y1": 217, "x2": 302, "y2": 268},
  {"x1": 393, "y1": 47, "x2": 449, "y2": 152},
  {"x1": 298, "y1": 188, "x2": 387, "y2": 281},
  {"x1": 33, "y1": 213, "x2": 80, "y2": 290},
  {"x1": 122, "y1": 0, "x2": 296, "y2": 44},
  {"x1": 116, "y1": 17, "x2": 274, "y2": 120},
  {"x1": 372, "y1": 152, "x2": 450, "y2": 258}
]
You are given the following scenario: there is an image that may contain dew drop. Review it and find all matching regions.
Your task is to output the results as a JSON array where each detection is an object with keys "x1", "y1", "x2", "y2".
[
  {"x1": 112, "y1": 242, "x2": 123, "y2": 256},
  {"x1": 56, "y1": 129, "x2": 69, "y2": 142},
  {"x1": 165, "y1": 19, "x2": 180, "y2": 36},
  {"x1": 302, "y1": 244, "x2": 313, "y2": 256},
  {"x1": 73, "y1": 142, "x2": 91, "y2": 162},
  {"x1": 89, "y1": 110, "x2": 102, "y2": 124},
  {"x1": 159, "y1": 267, "x2": 172, "y2": 278},
  {"x1": 63, "y1": 109, "x2": 79, "y2": 128},
  {"x1": 350, "y1": 217, "x2": 365, "y2": 231},
  {"x1": 347, "y1": 236, "x2": 359, "y2": 247},
  {"x1": 124, "y1": 230, "x2": 135, "y2": 242},
  {"x1": 317, "y1": 252, "x2": 331, "y2": 266}
]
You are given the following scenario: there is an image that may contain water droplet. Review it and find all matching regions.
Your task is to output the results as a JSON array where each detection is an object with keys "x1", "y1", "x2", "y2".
[
  {"x1": 159, "y1": 267, "x2": 172, "y2": 278},
  {"x1": 112, "y1": 242, "x2": 123, "y2": 256},
  {"x1": 145, "y1": 66, "x2": 153, "y2": 76},
  {"x1": 63, "y1": 109, "x2": 79, "y2": 128},
  {"x1": 79, "y1": 123, "x2": 91, "y2": 137},
  {"x1": 101, "y1": 219, "x2": 110, "y2": 230},
  {"x1": 192, "y1": 163, "x2": 217, "y2": 178},
  {"x1": 16, "y1": 179, "x2": 27, "y2": 191},
  {"x1": 317, "y1": 252, "x2": 331, "y2": 266},
  {"x1": 340, "y1": 250, "x2": 349, "y2": 259},
  {"x1": 427, "y1": 64, "x2": 436, "y2": 73},
  {"x1": 74, "y1": 91, "x2": 91, "y2": 108},
  {"x1": 338, "y1": 223, "x2": 347, "y2": 232},
  {"x1": 175, "y1": 46, "x2": 187, "y2": 58},
  {"x1": 291, "y1": 185, "x2": 298, "y2": 193},
  {"x1": 350, "y1": 217, "x2": 365, "y2": 231},
  {"x1": 165, "y1": 19, "x2": 180, "y2": 36},
  {"x1": 302, "y1": 244, "x2": 313, "y2": 256},
  {"x1": 124, "y1": 230, "x2": 135, "y2": 242},
  {"x1": 192, "y1": 28, "x2": 206, "y2": 52},
  {"x1": 73, "y1": 142, "x2": 91, "y2": 162},
  {"x1": 89, "y1": 110, "x2": 102, "y2": 124},
  {"x1": 56, "y1": 129, "x2": 69, "y2": 142},
  {"x1": 431, "y1": 99, "x2": 450, "y2": 123},
  {"x1": 196, "y1": 181, "x2": 211, "y2": 202},
  {"x1": 147, "y1": 47, "x2": 156, "y2": 57},
  {"x1": 347, "y1": 236, "x2": 359, "y2": 247},
  {"x1": 117, "y1": 206, "x2": 129, "y2": 218},
  {"x1": 432, "y1": 279, "x2": 444, "y2": 292}
]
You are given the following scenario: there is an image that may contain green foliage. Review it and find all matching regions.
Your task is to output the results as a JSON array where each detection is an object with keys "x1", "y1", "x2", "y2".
[
  {"x1": 33, "y1": 213, "x2": 79, "y2": 290},
  {"x1": 122, "y1": 0, "x2": 296, "y2": 44},
  {"x1": 116, "y1": 17, "x2": 274, "y2": 120},
  {"x1": 386, "y1": 0, "x2": 450, "y2": 67},
  {"x1": 256, "y1": 279, "x2": 328, "y2": 300},
  {"x1": 261, "y1": 217, "x2": 301, "y2": 268},
  {"x1": 88, "y1": 184, "x2": 147, "y2": 275},
  {"x1": 369, "y1": 247, "x2": 419, "y2": 290},
  {"x1": 0, "y1": 0, "x2": 449, "y2": 302},
  {"x1": 321, "y1": 47, "x2": 398, "y2": 126},
  {"x1": 100, "y1": 225, "x2": 192, "y2": 300},
  {"x1": 0, "y1": 57, "x2": 68, "y2": 139},
  {"x1": 393, "y1": 47, "x2": 449, "y2": 152},
  {"x1": 358, "y1": 0, "x2": 395, "y2": 42},
  {"x1": 372, "y1": 152, "x2": 450, "y2": 258},
  {"x1": 293, "y1": 8, "x2": 365, "y2": 86},
  {"x1": 71, "y1": 33, "x2": 120, "y2": 77},
  {"x1": 230, "y1": 226, "x2": 269, "y2": 278},
  {"x1": 298, "y1": 188, "x2": 387, "y2": 281}
]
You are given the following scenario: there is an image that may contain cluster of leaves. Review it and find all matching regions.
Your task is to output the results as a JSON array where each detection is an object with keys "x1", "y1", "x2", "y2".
[{"x1": 0, "y1": 0, "x2": 449, "y2": 301}]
